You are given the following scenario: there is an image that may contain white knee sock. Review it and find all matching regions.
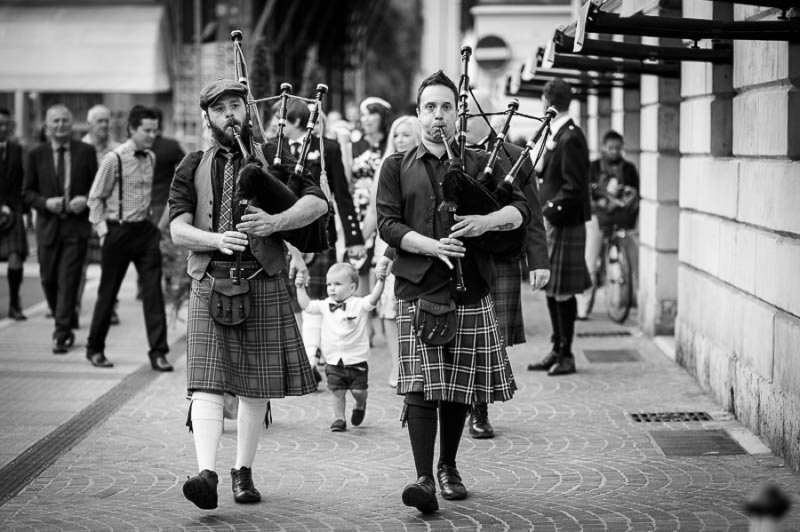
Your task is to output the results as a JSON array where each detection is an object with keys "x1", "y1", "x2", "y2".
[
  {"x1": 190, "y1": 392, "x2": 224, "y2": 473},
  {"x1": 235, "y1": 396, "x2": 269, "y2": 469}
]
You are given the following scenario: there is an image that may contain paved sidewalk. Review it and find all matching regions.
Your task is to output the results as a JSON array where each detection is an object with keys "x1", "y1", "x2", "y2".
[{"x1": 0, "y1": 275, "x2": 798, "y2": 531}]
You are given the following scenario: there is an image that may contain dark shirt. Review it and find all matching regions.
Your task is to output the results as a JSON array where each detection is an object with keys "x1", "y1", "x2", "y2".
[
  {"x1": 151, "y1": 135, "x2": 185, "y2": 221},
  {"x1": 376, "y1": 141, "x2": 531, "y2": 304},
  {"x1": 589, "y1": 157, "x2": 640, "y2": 229}
]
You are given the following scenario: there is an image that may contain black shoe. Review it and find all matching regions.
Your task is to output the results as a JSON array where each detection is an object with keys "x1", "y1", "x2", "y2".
[
  {"x1": 183, "y1": 469, "x2": 218, "y2": 509},
  {"x1": 437, "y1": 464, "x2": 468, "y2": 500},
  {"x1": 527, "y1": 350, "x2": 558, "y2": 371},
  {"x1": 109, "y1": 309, "x2": 120, "y2": 326},
  {"x1": 351, "y1": 407, "x2": 366, "y2": 426},
  {"x1": 52, "y1": 337, "x2": 68, "y2": 355},
  {"x1": 402, "y1": 475, "x2": 439, "y2": 513},
  {"x1": 8, "y1": 307, "x2": 26, "y2": 321},
  {"x1": 64, "y1": 331, "x2": 75, "y2": 348},
  {"x1": 548, "y1": 356, "x2": 576, "y2": 376},
  {"x1": 230, "y1": 466, "x2": 261, "y2": 503},
  {"x1": 86, "y1": 350, "x2": 114, "y2": 368},
  {"x1": 330, "y1": 419, "x2": 347, "y2": 432},
  {"x1": 150, "y1": 355, "x2": 174, "y2": 372},
  {"x1": 469, "y1": 403, "x2": 494, "y2": 439}
]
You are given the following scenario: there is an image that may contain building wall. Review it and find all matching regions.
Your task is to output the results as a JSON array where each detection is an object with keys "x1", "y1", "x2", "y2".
[{"x1": 675, "y1": 2, "x2": 800, "y2": 469}]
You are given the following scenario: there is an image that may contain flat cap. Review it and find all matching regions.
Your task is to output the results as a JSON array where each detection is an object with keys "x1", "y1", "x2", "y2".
[{"x1": 199, "y1": 79, "x2": 247, "y2": 110}]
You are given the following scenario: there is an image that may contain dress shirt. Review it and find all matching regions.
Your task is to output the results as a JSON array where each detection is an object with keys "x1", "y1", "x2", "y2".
[
  {"x1": 88, "y1": 140, "x2": 155, "y2": 237},
  {"x1": 304, "y1": 296, "x2": 375, "y2": 366},
  {"x1": 50, "y1": 140, "x2": 71, "y2": 197}
]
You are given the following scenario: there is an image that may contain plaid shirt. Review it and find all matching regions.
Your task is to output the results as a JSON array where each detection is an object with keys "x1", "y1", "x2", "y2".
[{"x1": 88, "y1": 140, "x2": 154, "y2": 237}]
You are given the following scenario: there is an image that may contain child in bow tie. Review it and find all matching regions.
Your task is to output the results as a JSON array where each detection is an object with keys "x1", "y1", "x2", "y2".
[{"x1": 296, "y1": 257, "x2": 391, "y2": 431}]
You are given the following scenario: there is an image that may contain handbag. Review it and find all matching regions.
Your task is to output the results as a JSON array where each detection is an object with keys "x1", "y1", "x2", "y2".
[
  {"x1": 208, "y1": 277, "x2": 252, "y2": 326},
  {"x1": 413, "y1": 297, "x2": 457, "y2": 346}
]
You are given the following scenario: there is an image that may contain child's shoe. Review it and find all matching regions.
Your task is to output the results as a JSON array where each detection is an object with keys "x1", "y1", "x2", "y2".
[
  {"x1": 351, "y1": 407, "x2": 366, "y2": 426},
  {"x1": 330, "y1": 419, "x2": 347, "y2": 432}
]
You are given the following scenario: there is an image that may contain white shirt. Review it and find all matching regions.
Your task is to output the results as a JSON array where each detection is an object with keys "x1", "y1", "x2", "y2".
[{"x1": 305, "y1": 296, "x2": 376, "y2": 366}]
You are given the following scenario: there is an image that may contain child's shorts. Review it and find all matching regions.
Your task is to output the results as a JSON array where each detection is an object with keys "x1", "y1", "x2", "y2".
[{"x1": 326, "y1": 361, "x2": 369, "y2": 391}]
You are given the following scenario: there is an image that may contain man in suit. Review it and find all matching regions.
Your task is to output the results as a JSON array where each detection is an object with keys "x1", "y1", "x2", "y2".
[
  {"x1": 272, "y1": 98, "x2": 365, "y2": 383},
  {"x1": 0, "y1": 108, "x2": 29, "y2": 320},
  {"x1": 24, "y1": 104, "x2": 98, "y2": 353},
  {"x1": 463, "y1": 92, "x2": 550, "y2": 438},
  {"x1": 526, "y1": 78, "x2": 591, "y2": 376}
]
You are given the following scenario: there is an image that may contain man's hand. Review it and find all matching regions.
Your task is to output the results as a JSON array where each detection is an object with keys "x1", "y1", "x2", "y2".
[
  {"x1": 294, "y1": 270, "x2": 308, "y2": 287},
  {"x1": 216, "y1": 230, "x2": 249, "y2": 255},
  {"x1": 67, "y1": 195, "x2": 88, "y2": 214},
  {"x1": 347, "y1": 244, "x2": 366, "y2": 260},
  {"x1": 530, "y1": 269, "x2": 551, "y2": 290},
  {"x1": 0, "y1": 205, "x2": 10, "y2": 215},
  {"x1": 45, "y1": 197, "x2": 64, "y2": 214},
  {"x1": 375, "y1": 255, "x2": 392, "y2": 280},
  {"x1": 236, "y1": 205, "x2": 283, "y2": 237},
  {"x1": 432, "y1": 237, "x2": 465, "y2": 270},
  {"x1": 449, "y1": 213, "x2": 493, "y2": 239},
  {"x1": 288, "y1": 251, "x2": 309, "y2": 283}
]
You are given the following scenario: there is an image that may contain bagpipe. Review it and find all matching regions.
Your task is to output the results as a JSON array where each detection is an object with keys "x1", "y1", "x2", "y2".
[
  {"x1": 439, "y1": 46, "x2": 558, "y2": 287},
  {"x1": 227, "y1": 30, "x2": 334, "y2": 266}
]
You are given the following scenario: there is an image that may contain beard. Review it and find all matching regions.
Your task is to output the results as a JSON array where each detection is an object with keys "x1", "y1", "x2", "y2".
[{"x1": 210, "y1": 118, "x2": 251, "y2": 151}]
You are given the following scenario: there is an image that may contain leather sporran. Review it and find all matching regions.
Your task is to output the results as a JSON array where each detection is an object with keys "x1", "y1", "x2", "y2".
[
  {"x1": 413, "y1": 297, "x2": 457, "y2": 346},
  {"x1": 208, "y1": 278, "x2": 252, "y2": 326}
]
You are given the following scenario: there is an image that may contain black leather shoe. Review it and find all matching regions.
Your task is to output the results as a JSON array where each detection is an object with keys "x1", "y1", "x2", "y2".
[
  {"x1": 402, "y1": 475, "x2": 438, "y2": 513},
  {"x1": 527, "y1": 350, "x2": 558, "y2": 371},
  {"x1": 437, "y1": 464, "x2": 468, "y2": 500},
  {"x1": 52, "y1": 337, "x2": 68, "y2": 355},
  {"x1": 183, "y1": 469, "x2": 218, "y2": 509},
  {"x1": 8, "y1": 307, "x2": 26, "y2": 321},
  {"x1": 150, "y1": 355, "x2": 174, "y2": 372},
  {"x1": 469, "y1": 403, "x2": 494, "y2": 439},
  {"x1": 231, "y1": 466, "x2": 261, "y2": 503},
  {"x1": 548, "y1": 356, "x2": 576, "y2": 376},
  {"x1": 87, "y1": 351, "x2": 114, "y2": 368}
]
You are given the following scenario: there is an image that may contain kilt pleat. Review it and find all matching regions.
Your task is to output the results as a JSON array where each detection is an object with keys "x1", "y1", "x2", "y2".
[
  {"x1": 491, "y1": 259, "x2": 525, "y2": 346},
  {"x1": 395, "y1": 296, "x2": 516, "y2": 405},
  {"x1": 187, "y1": 275, "x2": 317, "y2": 398},
  {"x1": 545, "y1": 221, "x2": 592, "y2": 296},
  {"x1": 0, "y1": 211, "x2": 28, "y2": 260}
]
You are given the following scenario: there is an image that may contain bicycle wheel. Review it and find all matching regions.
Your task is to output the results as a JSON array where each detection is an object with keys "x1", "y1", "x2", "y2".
[
  {"x1": 604, "y1": 238, "x2": 632, "y2": 323},
  {"x1": 583, "y1": 249, "x2": 604, "y2": 317}
]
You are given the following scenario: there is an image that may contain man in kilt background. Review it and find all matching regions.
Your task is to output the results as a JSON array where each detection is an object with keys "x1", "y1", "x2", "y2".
[
  {"x1": 463, "y1": 92, "x2": 550, "y2": 439},
  {"x1": 376, "y1": 70, "x2": 531, "y2": 514},
  {"x1": 0, "y1": 108, "x2": 28, "y2": 321},
  {"x1": 168, "y1": 80, "x2": 328, "y2": 510},
  {"x1": 527, "y1": 78, "x2": 591, "y2": 376}
]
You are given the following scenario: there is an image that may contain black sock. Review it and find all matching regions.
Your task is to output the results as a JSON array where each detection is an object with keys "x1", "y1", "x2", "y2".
[
  {"x1": 556, "y1": 296, "x2": 577, "y2": 356},
  {"x1": 405, "y1": 395, "x2": 438, "y2": 479},
  {"x1": 546, "y1": 296, "x2": 560, "y2": 350},
  {"x1": 437, "y1": 401, "x2": 469, "y2": 468},
  {"x1": 8, "y1": 268, "x2": 23, "y2": 309}
]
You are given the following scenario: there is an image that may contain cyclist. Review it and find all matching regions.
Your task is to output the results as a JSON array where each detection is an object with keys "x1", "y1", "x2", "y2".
[{"x1": 577, "y1": 130, "x2": 640, "y2": 320}]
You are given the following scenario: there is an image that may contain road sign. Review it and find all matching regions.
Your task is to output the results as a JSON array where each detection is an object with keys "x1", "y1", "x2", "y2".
[{"x1": 474, "y1": 35, "x2": 512, "y2": 72}]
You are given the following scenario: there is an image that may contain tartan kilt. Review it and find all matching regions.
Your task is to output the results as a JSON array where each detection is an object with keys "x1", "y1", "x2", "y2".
[
  {"x1": 491, "y1": 259, "x2": 525, "y2": 346},
  {"x1": 396, "y1": 295, "x2": 516, "y2": 405},
  {"x1": 0, "y1": 211, "x2": 28, "y2": 260},
  {"x1": 545, "y1": 220, "x2": 592, "y2": 297},
  {"x1": 186, "y1": 275, "x2": 317, "y2": 399},
  {"x1": 283, "y1": 250, "x2": 335, "y2": 312}
]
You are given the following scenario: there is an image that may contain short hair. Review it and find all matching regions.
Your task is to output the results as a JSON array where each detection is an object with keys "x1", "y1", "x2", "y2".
[
  {"x1": 327, "y1": 262, "x2": 359, "y2": 287},
  {"x1": 86, "y1": 105, "x2": 111, "y2": 123},
  {"x1": 0, "y1": 108, "x2": 11, "y2": 118},
  {"x1": 602, "y1": 130, "x2": 624, "y2": 144},
  {"x1": 542, "y1": 78, "x2": 573, "y2": 112},
  {"x1": 416, "y1": 70, "x2": 458, "y2": 107},
  {"x1": 127, "y1": 105, "x2": 158, "y2": 131},
  {"x1": 275, "y1": 98, "x2": 311, "y2": 128},
  {"x1": 45, "y1": 104, "x2": 72, "y2": 122}
]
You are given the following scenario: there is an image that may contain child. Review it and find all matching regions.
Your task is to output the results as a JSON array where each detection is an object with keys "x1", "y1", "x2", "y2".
[{"x1": 296, "y1": 259, "x2": 389, "y2": 431}]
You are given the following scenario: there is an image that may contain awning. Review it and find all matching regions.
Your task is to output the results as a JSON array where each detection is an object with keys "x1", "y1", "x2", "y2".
[{"x1": 0, "y1": 5, "x2": 171, "y2": 93}]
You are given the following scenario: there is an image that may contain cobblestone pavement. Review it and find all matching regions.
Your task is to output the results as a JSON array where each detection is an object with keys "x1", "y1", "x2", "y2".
[{"x1": 0, "y1": 272, "x2": 798, "y2": 531}]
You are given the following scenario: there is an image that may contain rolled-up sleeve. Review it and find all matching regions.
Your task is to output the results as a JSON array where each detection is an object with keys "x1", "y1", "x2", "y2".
[
  {"x1": 376, "y1": 155, "x2": 413, "y2": 249},
  {"x1": 168, "y1": 151, "x2": 202, "y2": 222}
]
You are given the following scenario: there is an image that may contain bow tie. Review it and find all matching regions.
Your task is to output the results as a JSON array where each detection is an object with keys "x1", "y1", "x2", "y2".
[
  {"x1": 329, "y1": 301, "x2": 346, "y2": 312},
  {"x1": 133, "y1": 150, "x2": 148, "y2": 158}
]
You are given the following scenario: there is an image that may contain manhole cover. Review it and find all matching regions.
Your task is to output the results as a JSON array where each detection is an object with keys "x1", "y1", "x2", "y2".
[
  {"x1": 584, "y1": 349, "x2": 641, "y2": 362},
  {"x1": 576, "y1": 330, "x2": 632, "y2": 338},
  {"x1": 631, "y1": 412, "x2": 712, "y2": 422},
  {"x1": 650, "y1": 430, "x2": 747, "y2": 456}
]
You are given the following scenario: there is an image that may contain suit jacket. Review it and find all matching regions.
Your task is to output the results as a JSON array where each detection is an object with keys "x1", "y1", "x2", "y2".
[
  {"x1": 304, "y1": 135, "x2": 363, "y2": 248},
  {"x1": 0, "y1": 140, "x2": 25, "y2": 213},
  {"x1": 477, "y1": 134, "x2": 549, "y2": 271},
  {"x1": 151, "y1": 135, "x2": 185, "y2": 213},
  {"x1": 537, "y1": 118, "x2": 591, "y2": 226},
  {"x1": 24, "y1": 140, "x2": 98, "y2": 246}
]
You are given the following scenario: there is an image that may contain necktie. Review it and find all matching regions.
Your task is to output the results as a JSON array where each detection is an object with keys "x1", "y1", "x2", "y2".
[
  {"x1": 329, "y1": 301, "x2": 346, "y2": 312},
  {"x1": 290, "y1": 141, "x2": 301, "y2": 160},
  {"x1": 57, "y1": 146, "x2": 68, "y2": 197},
  {"x1": 219, "y1": 152, "x2": 235, "y2": 232},
  {"x1": 133, "y1": 150, "x2": 148, "y2": 158}
]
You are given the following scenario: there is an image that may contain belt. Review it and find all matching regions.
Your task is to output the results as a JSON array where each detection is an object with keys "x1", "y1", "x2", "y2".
[{"x1": 206, "y1": 261, "x2": 266, "y2": 280}]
